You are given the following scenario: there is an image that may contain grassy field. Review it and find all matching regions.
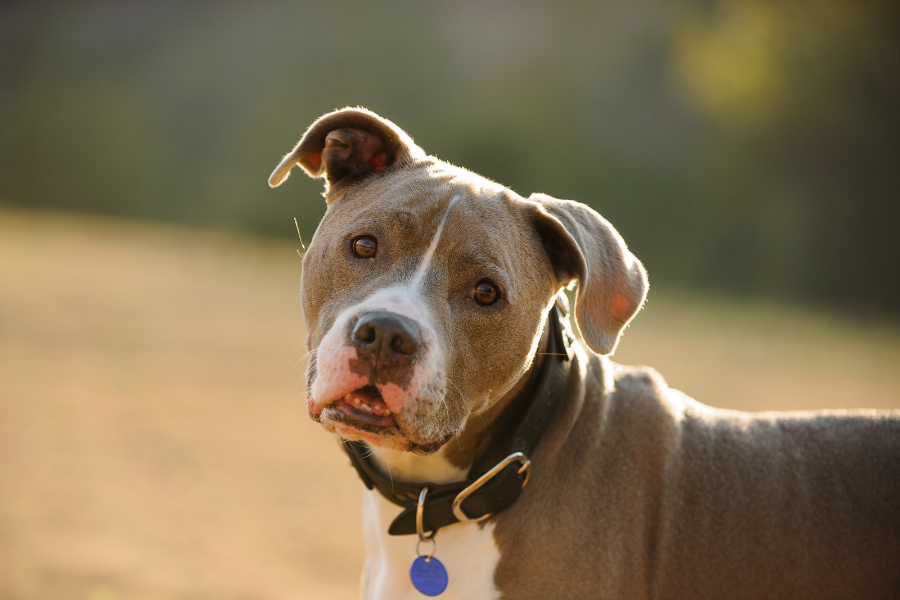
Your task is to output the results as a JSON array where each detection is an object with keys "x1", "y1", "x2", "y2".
[{"x1": 1, "y1": 207, "x2": 898, "y2": 600}]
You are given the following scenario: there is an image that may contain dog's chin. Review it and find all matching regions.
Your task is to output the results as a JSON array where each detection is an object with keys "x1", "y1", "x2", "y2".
[
  {"x1": 319, "y1": 407, "x2": 412, "y2": 451},
  {"x1": 317, "y1": 408, "x2": 456, "y2": 455}
]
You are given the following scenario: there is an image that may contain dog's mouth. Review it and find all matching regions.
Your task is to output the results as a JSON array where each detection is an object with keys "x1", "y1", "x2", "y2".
[
  {"x1": 317, "y1": 385, "x2": 408, "y2": 449},
  {"x1": 313, "y1": 385, "x2": 456, "y2": 454},
  {"x1": 330, "y1": 385, "x2": 395, "y2": 428}
]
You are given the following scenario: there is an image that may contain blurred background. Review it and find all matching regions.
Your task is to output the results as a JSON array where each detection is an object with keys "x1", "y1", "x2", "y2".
[{"x1": 1, "y1": 0, "x2": 898, "y2": 598}]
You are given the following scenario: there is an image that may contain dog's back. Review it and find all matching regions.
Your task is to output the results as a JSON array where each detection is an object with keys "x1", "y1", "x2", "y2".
[{"x1": 657, "y1": 386, "x2": 900, "y2": 598}]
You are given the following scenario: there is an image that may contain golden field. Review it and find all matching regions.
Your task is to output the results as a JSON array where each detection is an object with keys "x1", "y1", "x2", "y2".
[{"x1": 1, "y1": 207, "x2": 898, "y2": 599}]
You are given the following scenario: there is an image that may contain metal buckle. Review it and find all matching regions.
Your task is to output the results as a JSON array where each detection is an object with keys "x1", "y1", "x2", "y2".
[
  {"x1": 416, "y1": 486, "x2": 435, "y2": 543},
  {"x1": 451, "y1": 452, "x2": 531, "y2": 523}
]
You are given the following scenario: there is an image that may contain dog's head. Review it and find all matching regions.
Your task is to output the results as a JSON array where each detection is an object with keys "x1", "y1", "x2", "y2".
[{"x1": 270, "y1": 108, "x2": 647, "y2": 454}]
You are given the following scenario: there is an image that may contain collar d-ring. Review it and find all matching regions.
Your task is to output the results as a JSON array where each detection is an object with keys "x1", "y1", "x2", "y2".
[{"x1": 416, "y1": 486, "x2": 435, "y2": 543}]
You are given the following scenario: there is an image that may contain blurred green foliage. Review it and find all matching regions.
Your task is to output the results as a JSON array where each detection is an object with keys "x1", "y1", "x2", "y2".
[{"x1": 1, "y1": 0, "x2": 898, "y2": 314}]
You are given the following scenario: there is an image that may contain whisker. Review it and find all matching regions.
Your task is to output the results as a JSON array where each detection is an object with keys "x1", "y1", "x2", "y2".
[
  {"x1": 293, "y1": 348, "x2": 317, "y2": 372},
  {"x1": 293, "y1": 217, "x2": 306, "y2": 253},
  {"x1": 290, "y1": 377, "x2": 306, "y2": 403},
  {"x1": 436, "y1": 383, "x2": 459, "y2": 422},
  {"x1": 445, "y1": 378, "x2": 487, "y2": 439}
]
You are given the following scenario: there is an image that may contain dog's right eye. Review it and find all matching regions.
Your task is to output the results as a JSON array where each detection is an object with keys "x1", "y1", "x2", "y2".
[
  {"x1": 472, "y1": 280, "x2": 499, "y2": 305},
  {"x1": 352, "y1": 236, "x2": 377, "y2": 258}
]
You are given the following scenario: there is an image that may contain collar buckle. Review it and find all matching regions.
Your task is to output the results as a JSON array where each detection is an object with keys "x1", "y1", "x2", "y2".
[{"x1": 451, "y1": 452, "x2": 531, "y2": 523}]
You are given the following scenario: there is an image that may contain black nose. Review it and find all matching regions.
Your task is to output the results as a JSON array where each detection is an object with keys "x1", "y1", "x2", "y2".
[{"x1": 351, "y1": 312, "x2": 422, "y2": 363}]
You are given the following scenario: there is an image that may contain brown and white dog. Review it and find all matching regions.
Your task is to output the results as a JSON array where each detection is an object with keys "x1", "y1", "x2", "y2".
[{"x1": 269, "y1": 108, "x2": 900, "y2": 600}]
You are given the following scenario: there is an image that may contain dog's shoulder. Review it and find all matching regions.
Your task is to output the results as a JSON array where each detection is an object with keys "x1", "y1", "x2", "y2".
[
  {"x1": 608, "y1": 360, "x2": 670, "y2": 402},
  {"x1": 595, "y1": 355, "x2": 688, "y2": 427},
  {"x1": 559, "y1": 350, "x2": 689, "y2": 459}
]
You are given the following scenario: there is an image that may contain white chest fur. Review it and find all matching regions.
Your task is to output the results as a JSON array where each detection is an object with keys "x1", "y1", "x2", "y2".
[
  {"x1": 360, "y1": 490, "x2": 501, "y2": 600},
  {"x1": 360, "y1": 449, "x2": 502, "y2": 600}
]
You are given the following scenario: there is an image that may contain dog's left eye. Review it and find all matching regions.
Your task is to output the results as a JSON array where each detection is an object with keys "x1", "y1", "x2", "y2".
[
  {"x1": 352, "y1": 236, "x2": 378, "y2": 258},
  {"x1": 472, "y1": 280, "x2": 499, "y2": 305}
]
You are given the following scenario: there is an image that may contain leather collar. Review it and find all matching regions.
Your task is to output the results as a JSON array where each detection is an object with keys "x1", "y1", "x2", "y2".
[{"x1": 341, "y1": 299, "x2": 572, "y2": 536}]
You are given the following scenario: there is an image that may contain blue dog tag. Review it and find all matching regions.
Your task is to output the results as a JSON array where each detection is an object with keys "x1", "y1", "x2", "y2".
[{"x1": 410, "y1": 555, "x2": 448, "y2": 596}]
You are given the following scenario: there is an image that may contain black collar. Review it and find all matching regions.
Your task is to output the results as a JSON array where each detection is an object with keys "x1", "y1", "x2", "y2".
[{"x1": 341, "y1": 301, "x2": 572, "y2": 536}]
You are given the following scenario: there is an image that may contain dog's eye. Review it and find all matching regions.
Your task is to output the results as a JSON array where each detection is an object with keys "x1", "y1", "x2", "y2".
[
  {"x1": 352, "y1": 236, "x2": 377, "y2": 258},
  {"x1": 472, "y1": 281, "x2": 499, "y2": 305}
]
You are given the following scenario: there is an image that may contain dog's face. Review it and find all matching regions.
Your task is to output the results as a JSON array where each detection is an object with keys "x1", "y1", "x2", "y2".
[
  {"x1": 270, "y1": 108, "x2": 648, "y2": 454},
  {"x1": 296, "y1": 164, "x2": 557, "y2": 453}
]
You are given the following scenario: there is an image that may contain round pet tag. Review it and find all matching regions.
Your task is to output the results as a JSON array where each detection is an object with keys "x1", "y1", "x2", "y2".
[{"x1": 409, "y1": 555, "x2": 449, "y2": 596}]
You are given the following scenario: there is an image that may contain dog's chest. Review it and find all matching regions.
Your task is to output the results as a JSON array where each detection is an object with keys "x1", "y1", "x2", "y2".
[{"x1": 360, "y1": 489, "x2": 502, "y2": 600}]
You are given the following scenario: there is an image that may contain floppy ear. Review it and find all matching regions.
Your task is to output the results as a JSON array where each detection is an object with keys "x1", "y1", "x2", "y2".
[
  {"x1": 530, "y1": 193, "x2": 648, "y2": 355},
  {"x1": 268, "y1": 107, "x2": 425, "y2": 199}
]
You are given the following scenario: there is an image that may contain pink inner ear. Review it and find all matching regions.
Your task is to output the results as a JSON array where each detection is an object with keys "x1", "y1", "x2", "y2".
[
  {"x1": 609, "y1": 291, "x2": 632, "y2": 320},
  {"x1": 307, "y1": 151, "x2": 322, "y2": 169},
  {"x1": 367, "y1": 152, "x2": 387, "y2": 171}
]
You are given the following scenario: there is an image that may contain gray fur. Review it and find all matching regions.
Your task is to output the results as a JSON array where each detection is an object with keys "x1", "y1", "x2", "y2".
[
  {"x1": 271, "y1": 108, "x2": 900, "y2": 599},
  {"x1": 493, "y1": 353, "x2": 900, "y2": 599}
]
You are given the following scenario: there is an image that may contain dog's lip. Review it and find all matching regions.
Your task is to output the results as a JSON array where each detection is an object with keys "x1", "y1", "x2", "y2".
[
  {"x1": 325, "y1": 385, "x2": 396, "y2": 428},
  {"x1": 319, "y1": 403, "x2": 409, "y2": 451},
  {"x1": 315, "y1": 386, "x2": 453, "y2": 453}
]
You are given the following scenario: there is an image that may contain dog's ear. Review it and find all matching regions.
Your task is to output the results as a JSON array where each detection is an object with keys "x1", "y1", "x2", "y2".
[
  {"x1": 530, "y1": 193, "x2": 648, "y2": 355},
  {"x1": 268, "y1": 107, "x2": 425, "y2": 199}
]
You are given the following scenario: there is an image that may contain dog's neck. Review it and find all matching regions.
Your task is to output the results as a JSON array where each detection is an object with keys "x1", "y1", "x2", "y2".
[{"x1": 368, "y1": 321, "x2": 551, "y2": 484}]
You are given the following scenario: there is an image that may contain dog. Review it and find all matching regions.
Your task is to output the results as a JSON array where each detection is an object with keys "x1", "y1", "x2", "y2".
[{"x1": 268, "y1": 108, "x2": 900, "y2": 599}]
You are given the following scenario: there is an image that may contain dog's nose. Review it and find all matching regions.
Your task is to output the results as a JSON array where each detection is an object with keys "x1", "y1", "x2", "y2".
[{"x1": 351, "y1": 312, "x2": 422, "y2": 362}]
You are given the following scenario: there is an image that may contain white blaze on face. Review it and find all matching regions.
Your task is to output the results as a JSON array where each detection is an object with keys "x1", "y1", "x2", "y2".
[
  {"x1": 408, "y1": 193, "x2": 462, "y2": 292},
  {"x1": 310, "y1": 193, "x2": 464, "y2": 416}
]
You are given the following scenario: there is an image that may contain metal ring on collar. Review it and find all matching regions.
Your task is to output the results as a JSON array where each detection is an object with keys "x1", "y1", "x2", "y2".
[
  {"x1": 416, "y1": 486, "x2": 435, "y2": 542},
  {"x1": 416, "y1": 536, "x2": 437, "y2": 560},
  {"x1": 451, "y1": 452, "x2": 531, "y2": 523}
]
